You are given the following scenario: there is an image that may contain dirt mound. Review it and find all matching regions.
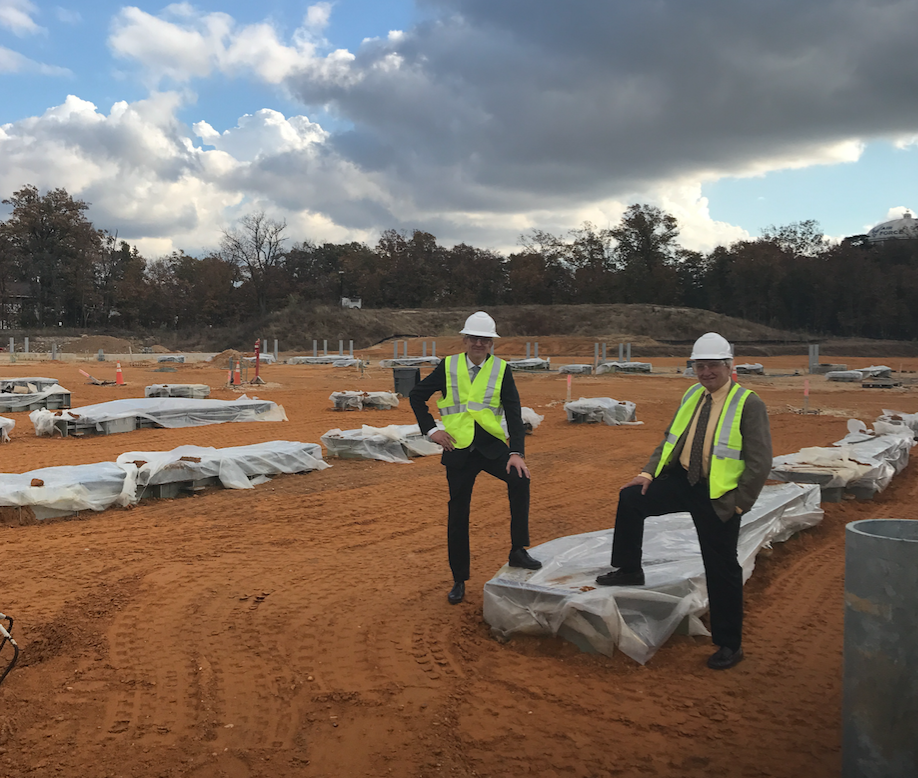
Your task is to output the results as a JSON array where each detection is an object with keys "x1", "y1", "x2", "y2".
[
  {"x1": 209, "y1": 349, "x2": 244, "y2": 364},
  {"x1": 60, "y1": 335, "x2": 133, "y2": 354},
  {"x1": 151, "y1": 344, "x2": 173, "y2": 353}
]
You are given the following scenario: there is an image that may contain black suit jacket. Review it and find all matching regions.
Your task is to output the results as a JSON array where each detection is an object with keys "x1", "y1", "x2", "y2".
[{"x1": 409, "y1": 354, "x2": 526, "y2": 467}]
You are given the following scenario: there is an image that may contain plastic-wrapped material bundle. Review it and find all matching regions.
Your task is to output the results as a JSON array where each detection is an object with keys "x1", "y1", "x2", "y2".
[
  {"x1": 735, "y1": 363, "x2": 765, "y2": 375},
  {"x1": 0, "y1": 383, "x2": 71, "y2": 412},
  {"x1": 483, "y1": 483, "x2": 823, "y2": 664},
  {"x1": 506, "y1": 358, "x2": 552, "y2": 371},
  {"x1": 0, "y1": 463, "x2": 137, "y2": 516},
  {"x1": 770, "y1": 447, "x2": 887, "y2": 490},
  {"x1": 596, "y1": 361, "x2": 652, "y2": 374},
  {"x1": 243, "y1": 354, "x2": 277, "y2": 364},
  {"x1": 825, "y1": 371, "x2": 864, "y2": 382},
  {"x1": 30, "y1": 395, "x2": 287, "y2": 437},
  {"x1": 321, "y1": 423, "x2": 442, "y2": 463},
  {"x1": 557, "y1": 364, "x2": 593, "y2": 374},
  {"x1": 157, "y1": 355, "x2": 185, "y2": 363},
  {"x1": 286, "y1": 356, "x2": 361, "y2": 366},
  {"x1": 0, "y1": 416, "x2": 14, "y2": 443},
  {"x1": 564, "y1": 397, "x2": 640, "y2": 425},
  {"x1": 833, "y1": 421, "x2": 914, "y2": 481},
  {"x1": 520, "y1": 407, "x2": 544, "y2": 434},
  {"x1": 856, "y1": 365, "x2": 893, "y2": 378},
  {"x1": 329, "y1": 391, "x2": 400, "y2": 410},
  {"x1": 145, "y1": 384, "x2": 211, "y2": 399},
  {"x1": 378, "y1": 357, "x2": 441, "y2": 368},
  {"x1": 0, "y1": 377, "x2": 60, "y2": 392},
  {"x1": 877, "y1": 409, "x2": 918, "y2": 436},
  {"x1": 118, "y1": 441, "x2": 329, "y2": 492}
]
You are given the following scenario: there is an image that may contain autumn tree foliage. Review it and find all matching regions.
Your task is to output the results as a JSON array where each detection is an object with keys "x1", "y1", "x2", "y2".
[{"x1": 3, "y1": 184, "x2": 918, "y2": 339}]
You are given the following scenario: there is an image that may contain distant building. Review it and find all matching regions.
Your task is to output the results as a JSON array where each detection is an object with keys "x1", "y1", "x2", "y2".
[{"x1": 867, "y1": 212, "x2": 918, "y2": 243}]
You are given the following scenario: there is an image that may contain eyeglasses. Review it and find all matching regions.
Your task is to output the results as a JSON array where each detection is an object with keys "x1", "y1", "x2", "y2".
[
  {"x1": 466, "y1": 336, "x2": 492, "y2": 344},
  {"x1": 694, "y1": 360, "x2": 727, "y2": 371}
]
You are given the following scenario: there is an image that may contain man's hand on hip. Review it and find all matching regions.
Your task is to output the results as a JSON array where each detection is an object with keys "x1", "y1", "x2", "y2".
[
  {"x1": 507, "y1": 453, "x2": 530, "y2": 479},
  {"x1": 429, "y1": 429, "x2": 455, "y2": 451},
  {"x1": 623, "y1": 475, "x2": 651, "y2": 494}
]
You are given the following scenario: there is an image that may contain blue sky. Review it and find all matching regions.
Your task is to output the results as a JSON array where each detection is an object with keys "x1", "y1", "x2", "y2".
[{"x1": 1, "y1": 0, "x2": 916, "y2": 258}]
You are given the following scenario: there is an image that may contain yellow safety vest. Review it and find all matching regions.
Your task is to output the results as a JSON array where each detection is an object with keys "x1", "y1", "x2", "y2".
[
  {"x1": 654, "y1": 382, "x2": 753, "y2": 499},
  {"x1": 437, "y1": 354, "x2": 507, "y2": 449}
]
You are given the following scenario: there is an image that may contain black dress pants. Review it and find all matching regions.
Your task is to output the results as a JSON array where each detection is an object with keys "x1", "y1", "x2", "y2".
[
  {"x1": 445, "y1": 449, "x2": 530, "y2": 582},
  {"x1": 611, "y1": 466, "x2": 743, "y2": 651}
]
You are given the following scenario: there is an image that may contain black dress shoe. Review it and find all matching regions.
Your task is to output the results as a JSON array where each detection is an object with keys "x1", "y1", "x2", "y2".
[
  {"x1": 707, "y1": 646, "x2": 744, "y2": 670},
  {"x1": 595, "y1": 568, "x2": 645, "y2": 586},
  {"x1": 508, "y1": 548, "x2": 543, "y2": 570},
  {"x1": 447, "y1": 581, "x2": 465, "y2": 605}
]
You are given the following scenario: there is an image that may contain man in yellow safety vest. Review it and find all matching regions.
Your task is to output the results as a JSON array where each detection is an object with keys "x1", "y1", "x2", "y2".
[
  {"x1": 595, "y1": 332, "x2": 772, "y2": 670},
  {"x1": 409, "y1": 311, "x2": 542, "y2": 605}
]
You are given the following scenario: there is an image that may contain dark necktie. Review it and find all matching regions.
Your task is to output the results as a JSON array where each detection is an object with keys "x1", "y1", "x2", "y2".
[
  {"x1": 470, "y1": 364, "x2": 480, "y2": 381},
  {"x1": 687, "y1": 394, "x2": 712, "y2": 485}
]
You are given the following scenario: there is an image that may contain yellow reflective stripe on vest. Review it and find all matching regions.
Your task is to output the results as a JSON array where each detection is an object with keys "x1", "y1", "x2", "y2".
[
  {"x1": 711, "y1": 387, "x2": 749, "y2": 460},
  {"x1": 439, "y1": 355, "x2": 467, "y2": 415},
  {"x1": 467, "y1": 357, "x2": 504, "y2": 415},
  {"x1": 664, "y1": 383, "x2": 704, "y2": 444}
]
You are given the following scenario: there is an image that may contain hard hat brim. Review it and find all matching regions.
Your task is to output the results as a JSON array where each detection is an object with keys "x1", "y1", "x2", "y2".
[{"x1": 460, "y1": 328, "x2": 500, "y2": 338}]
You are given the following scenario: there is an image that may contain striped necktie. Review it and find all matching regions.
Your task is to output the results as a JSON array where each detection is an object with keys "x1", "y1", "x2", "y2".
[
  {"x1": 470, "y1": 364, "x2": 480, "y2": 381},
  {"x1": 687, "y1": 394, "x2": 712, "y2": 485}
]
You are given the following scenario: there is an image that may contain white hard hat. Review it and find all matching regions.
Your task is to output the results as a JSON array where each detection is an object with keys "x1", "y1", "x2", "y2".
[
  {"x1": 460, "y1": 311, "x2": 500, "y2": 338},
  {"x1": 691, "y1": 332, "x2": 732, "y2": 360}
]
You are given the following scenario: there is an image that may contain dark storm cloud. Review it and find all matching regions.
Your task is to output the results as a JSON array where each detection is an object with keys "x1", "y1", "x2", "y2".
[{"x1": 285, "y1": 0, "x2": 918, "y2": 212}]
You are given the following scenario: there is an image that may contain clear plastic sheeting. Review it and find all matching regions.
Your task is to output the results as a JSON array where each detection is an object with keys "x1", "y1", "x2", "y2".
[
  {"x1": 321, "y1": 423, "x2": 443, "y2": 463},
  {"x1": 0, "y1": 462, "x2": 137, "y2": 514},
  {"x1": 0, "y1": 377, "x2": 60, "y2": 392},
  {"x1": 483, "y1": 483, "x2": 823, "y2": 665},
  {"x1": 145, "y1": 384, "x2": 211, "y2": 399},
  {"x1": 0, "y1": 416, "x2": 13, "y2": 443},
  {"x1": 596, "y1": 361, "x2": 653, "y2": 374},
  {"x1": 0, "y1": 383, "x2": 71, "y2": 412},
  {"x1": 557, "y1": 364, "x2": 593, "y2": 374},
  {"x1": 507, "y1": 358, "x2": 552, "y2": 371},
  {"x1": 826, "y1": 366, "x2": 893, "y2": 381},
  {"x1": 378, "y1": 357, "x2": 441, "y2": 368},
  {"x1": 520, "y1": 407, "x2": 544, "y2": 433},
  {"x1": 877, "y1": 409, "x2": 918, "y2": 436},
  {"x1": 770, "y1": 420, "x2": 914, "y2": 493},
  {"x1": 30, "y1": 395, "x2": 287, "y2": 436},
  {"x1": 564, "y1": 397, "x2": 640, "y2": 425},
  {"x1": 286, "y1": 356, "x2": 361, "y2": 366},
  {"x1": 117, "y1": 441, "x2": 329, "y2": 492},
  {"x1": 329, "y1": 391, "x2": 400, "y2": 410}
]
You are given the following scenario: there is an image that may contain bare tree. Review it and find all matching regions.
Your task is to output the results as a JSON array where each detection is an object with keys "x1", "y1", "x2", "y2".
[{"x1": 220, "y1": 211, "x2": 287, "y2": 316}]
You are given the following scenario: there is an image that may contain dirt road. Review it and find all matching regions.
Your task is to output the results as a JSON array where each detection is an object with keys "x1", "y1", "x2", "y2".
[{"x1": 1, "y1": 348, "x2": 916, "y2": 778}]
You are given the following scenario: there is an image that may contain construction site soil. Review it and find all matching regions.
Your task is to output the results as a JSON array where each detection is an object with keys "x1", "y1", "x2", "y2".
[{"x1": 2, "y1": 343, "x2": 917, "y2": 778}]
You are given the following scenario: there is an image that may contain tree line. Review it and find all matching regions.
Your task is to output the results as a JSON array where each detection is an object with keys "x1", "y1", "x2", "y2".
[{"x1": 1, "y1": 184, "x2": 916, "y2": 339}]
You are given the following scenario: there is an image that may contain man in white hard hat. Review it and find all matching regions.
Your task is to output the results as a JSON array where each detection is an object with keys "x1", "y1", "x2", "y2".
[
  {"x1": 410, "y1": 311, "x2": 542, "y2": 605},
  {"x1": 595, "y1": 332, "x2": 772, "y2": 670}
]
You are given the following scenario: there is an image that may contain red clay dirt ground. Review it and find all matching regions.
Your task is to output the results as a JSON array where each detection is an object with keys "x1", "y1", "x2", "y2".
[{"x1": 2, "y1": 346, "x2": 917, "y2": 778}]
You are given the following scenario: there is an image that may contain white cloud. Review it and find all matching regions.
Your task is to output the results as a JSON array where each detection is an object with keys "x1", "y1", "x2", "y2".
[
  {"x1": 54, "y1": 6, "x2": 82, "y2": 25},
  {"x1": 0, "y1": 44, "x2": 70, "y2": 75},
  {"x1": 108, "y1": 4, "x2": 328, "y2": 86},
  {"x1": 0, "y1": 0, "x2": 42, "y2": 36}
]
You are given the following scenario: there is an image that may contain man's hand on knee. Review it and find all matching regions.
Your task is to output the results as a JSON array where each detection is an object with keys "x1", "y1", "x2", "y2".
[
  {"x1": 507, "y1": 453, "x2": 530, "y2": 479},
  {"x1": 623, "y1": 475, "x2": 651, "y2": 494}
]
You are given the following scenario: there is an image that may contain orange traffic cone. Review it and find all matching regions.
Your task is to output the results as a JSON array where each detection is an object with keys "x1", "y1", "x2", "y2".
[
  {"x1": 234, "y1": 361, "x2": 242, "y2": 385},
  {"x1": 732, "y1": 365, "x2": 738, "y2": 383},
  {"x1": 115, "y1": 361, "x2": 125, "y2": 385}
]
